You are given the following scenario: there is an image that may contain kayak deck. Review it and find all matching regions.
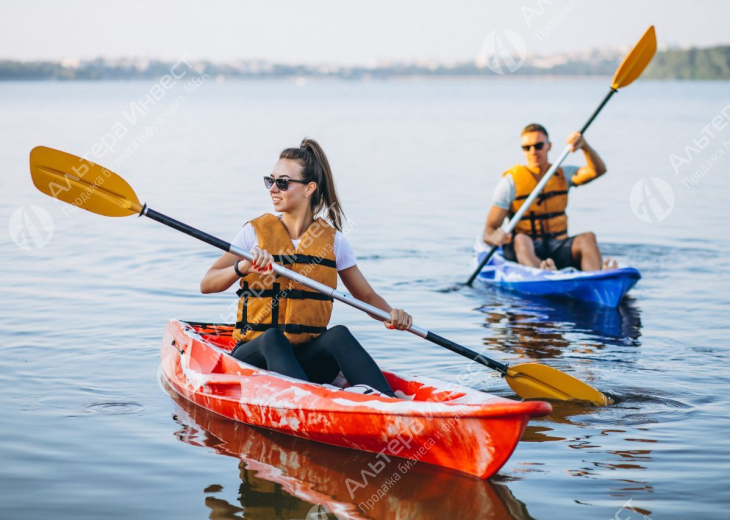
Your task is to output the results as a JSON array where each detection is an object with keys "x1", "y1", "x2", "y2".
[
  {"x1": 474, "y1": 244, "x2": 641, "y2": 307},
  {"x1": 161, "y1": 320, "x2": 551, "y2": 479}
]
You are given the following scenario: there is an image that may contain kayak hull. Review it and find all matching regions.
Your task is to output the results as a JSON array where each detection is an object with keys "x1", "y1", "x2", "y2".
[
  {"x1": 161, "y1": 320, "x2": 551, "y2": 479},
  {"x1": 474, "y1": 248, "x2": 641, "y2": 307},
  {"x1": 169, "y1": 389, "x2": 534, "y2": 520}
]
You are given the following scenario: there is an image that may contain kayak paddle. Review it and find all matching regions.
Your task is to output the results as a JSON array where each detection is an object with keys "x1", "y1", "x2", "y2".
[
  {"x1": 465, "y1": 25, "x2": 657, "y2": 286},
  {"x1": 29, "y1": 145, "x2": 609, "y2": 405}
]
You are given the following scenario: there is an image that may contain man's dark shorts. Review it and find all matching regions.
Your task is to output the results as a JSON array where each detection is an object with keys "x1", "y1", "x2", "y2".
[{"x1": 502, "y1": 236, "x2": 577, "y2": 270}]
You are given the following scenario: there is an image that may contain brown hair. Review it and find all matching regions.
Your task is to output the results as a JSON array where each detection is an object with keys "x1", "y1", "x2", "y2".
[
  {"x1": 521, "y1": 123, "x2": 549, "y2": 139},
  {"x1": 279, "y1": 138, "x2": 345, "y2": 231}
]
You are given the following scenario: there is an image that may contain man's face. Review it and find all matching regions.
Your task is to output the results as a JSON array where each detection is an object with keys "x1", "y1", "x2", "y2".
[{"x1": 521, "y1": 131, "x2": 551, "y2": 170}]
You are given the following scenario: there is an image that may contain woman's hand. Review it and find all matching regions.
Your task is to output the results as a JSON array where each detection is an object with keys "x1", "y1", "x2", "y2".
[
  {"x1": 250, "y1": 247, "x2": 274, "y2": 272},
  {"x1": 384, "y1": 308, "x2": 413, "y2": 331}
]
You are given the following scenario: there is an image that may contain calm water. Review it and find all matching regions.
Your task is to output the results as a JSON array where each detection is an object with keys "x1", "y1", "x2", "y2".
[{"x1": 1, "y1": 78, "x2": 729, "y2": 519}]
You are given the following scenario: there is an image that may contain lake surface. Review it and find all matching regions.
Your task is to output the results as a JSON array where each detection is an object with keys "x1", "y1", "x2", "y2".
[{"x1": 1, "y1": 78, "x2": 729, "y2": 519}]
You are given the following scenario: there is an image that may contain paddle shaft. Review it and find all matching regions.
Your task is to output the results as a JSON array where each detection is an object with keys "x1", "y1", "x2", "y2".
[
  {"x1": 141, "y1": 206, "x2": 510, "y2": 375},
  {"x1": 465, "y1": 87, "x2": 618, "y2": 287}
]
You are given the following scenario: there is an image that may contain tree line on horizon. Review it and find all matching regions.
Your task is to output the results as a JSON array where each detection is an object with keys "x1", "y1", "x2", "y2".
[
  {"x1": 1, "y1": 46, "x2": 728, "y2": 81},
  {"x1": 643, "y1": 46, "x2": 730, "y2": 80}
]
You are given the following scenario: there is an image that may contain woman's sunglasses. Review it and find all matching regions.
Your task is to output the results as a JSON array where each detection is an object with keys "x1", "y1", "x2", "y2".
[
  {"x1": 263, "y1": 175, "x2": 308, "y2": 191},
  {"x1": 522, "y1": 142, "x2": 546, "y2": 152}
]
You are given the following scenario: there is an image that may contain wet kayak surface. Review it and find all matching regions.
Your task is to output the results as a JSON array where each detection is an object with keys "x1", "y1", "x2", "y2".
[{"x1": 1, "y1": 79, "x2": 729, "y2": 519}]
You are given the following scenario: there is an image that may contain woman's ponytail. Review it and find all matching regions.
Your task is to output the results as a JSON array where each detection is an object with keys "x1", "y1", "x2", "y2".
[{"x1": 279, "y1": 138, "x2": 345, "y2": 231}]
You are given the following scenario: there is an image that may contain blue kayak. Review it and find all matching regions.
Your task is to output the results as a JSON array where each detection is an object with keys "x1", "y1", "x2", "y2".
[{"x1": 473, "y1": 243, "x2": 641, "y2": 307}]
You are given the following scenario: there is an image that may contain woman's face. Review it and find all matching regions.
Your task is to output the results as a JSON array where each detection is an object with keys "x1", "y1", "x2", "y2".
[{"x1": 268, "y1": 158, "x2": 315, "y2": 213}]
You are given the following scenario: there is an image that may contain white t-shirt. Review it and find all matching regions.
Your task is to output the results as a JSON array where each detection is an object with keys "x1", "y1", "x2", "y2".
[
  {"x1": 231, "y1": 222, "x2": 357, "y2": 272},
  {"x1": 492, "y1": 165, "x2": 580, "y2": 210}
]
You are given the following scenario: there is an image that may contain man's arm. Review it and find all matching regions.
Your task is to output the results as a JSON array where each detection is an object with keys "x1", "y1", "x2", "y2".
[
  {"x1": 484, "y1": 174, "x2": 514, "y2": 245},
  {"x1": 483, "y1": 205, "x2": 510, "y2": 246},
  {"x1": 567, "y1": 131, "x2": 607, "y2": 186}
]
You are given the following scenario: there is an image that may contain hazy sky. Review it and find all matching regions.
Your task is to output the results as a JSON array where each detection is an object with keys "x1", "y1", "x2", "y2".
[{"x1": 3, "y1": 0, "x2": 729, "y2": 64}]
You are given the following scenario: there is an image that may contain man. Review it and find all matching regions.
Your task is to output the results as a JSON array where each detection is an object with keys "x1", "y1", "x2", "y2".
[{"x1": 482, "y1": 123, "x2": 616, "y2": 271}]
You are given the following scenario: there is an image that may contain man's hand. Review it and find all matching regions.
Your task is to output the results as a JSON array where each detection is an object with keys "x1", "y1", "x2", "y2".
[
  {"x1": 566, "y1": 131, "x2": 586, "y2": 152},
  {"x1": 568, "y1": 130, "x2": 607, "y2": 184},
  {"x1": 487, "y1": 228, "x2": 509, "y2": 247}
]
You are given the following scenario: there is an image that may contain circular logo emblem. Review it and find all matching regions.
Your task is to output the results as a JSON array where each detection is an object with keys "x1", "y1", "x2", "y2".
[
  {"x1": 629, "y1": 177, "x2": 675, "y2": 223},
  {"x1": 9, "y1": 205, "x2": 54, "y2": 250},
  {"x1": 477, "y1": 29, "x2": 527, "y2": 74}
]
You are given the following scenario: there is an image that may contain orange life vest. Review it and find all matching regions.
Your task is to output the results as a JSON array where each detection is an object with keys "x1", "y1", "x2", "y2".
[
  {"x1": 504, "y1": 164, "x2": 569, "y2": 240},
  {"x1": 233, "y1": 214, "x2": 337, "y2": 345}
]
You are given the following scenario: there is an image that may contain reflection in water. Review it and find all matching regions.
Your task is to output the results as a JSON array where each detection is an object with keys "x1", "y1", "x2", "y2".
[
  {"x1": 166, "y1": 385, "x2": 535, "y2": 520},
  {"x1": 520, "y1": 400, "x2": 600, "y2": 443},
  {"x1": 478, "y1": 295, "x2": 642, "y2": 360},
  {"x1": 518, "y1": 398, "x2": 656, "y2": 515},
  {"x1": 474, "y1": 292, "x2": 654, "y2": 515}
]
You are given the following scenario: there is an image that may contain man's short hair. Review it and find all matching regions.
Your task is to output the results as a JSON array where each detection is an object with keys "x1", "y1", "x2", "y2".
[{"x1": 521, "y1": 123, "x2": 549, "y2": 139}]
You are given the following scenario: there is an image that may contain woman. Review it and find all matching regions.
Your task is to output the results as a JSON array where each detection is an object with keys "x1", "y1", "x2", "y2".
[{"x1": 200, "y1": 138, "x2": 412, "y2": 397}]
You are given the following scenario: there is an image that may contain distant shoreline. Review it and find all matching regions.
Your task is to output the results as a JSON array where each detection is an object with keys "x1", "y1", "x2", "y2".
[
  {"x1": 1, "y1": 75, "x2": 728, "y2": 83},
  {"x1": 2, "y1": 45, "x2": 729, "y2": 81},
  {"x1": 0, "y1": 74, "x2": 615, "y2": 82}
]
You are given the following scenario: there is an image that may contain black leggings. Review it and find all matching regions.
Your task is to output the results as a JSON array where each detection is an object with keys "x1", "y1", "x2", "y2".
[{"x1": 230, "y1": 325, "x2": 394, "y2": 397}]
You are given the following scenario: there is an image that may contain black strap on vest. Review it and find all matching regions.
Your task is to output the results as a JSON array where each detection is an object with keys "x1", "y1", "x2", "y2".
[
  {"x1": 234, "y1": 322, "x2": 328, "y2": 335},
  {"x1": 515, "y1": 189, "x2": 568, "y2": 202},
  {"x1": 236, "y1": 287, "x2": 333, "y2": 301},
  {"x1": 242, "y1": 281, "x2": 250, "y2": 323},
  {"x1": 521, "y1": 210, "x2": 566, "y2": 221},
  {"x1": 272, "y1": 253, "x2": 337, "y2": 269},
  {"x1": 271, "y1": 282, "x2": 280, "y2": 326}
]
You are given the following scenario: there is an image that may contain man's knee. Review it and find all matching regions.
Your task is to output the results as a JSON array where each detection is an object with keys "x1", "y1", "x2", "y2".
[
  {"x1": 575, "y1": 232, "x2": 597, "y2": 247},
  {"x1": 572, "y1": 232, "x2": 598, "y2": 256},
  {"x1": 513, "y1": 233, "x2": 533, "y2": 252}
]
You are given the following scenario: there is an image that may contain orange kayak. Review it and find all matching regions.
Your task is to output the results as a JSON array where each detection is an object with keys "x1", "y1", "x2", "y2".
[{"x1": 160, "y1": 319, "x2": 551, "y2": 479}]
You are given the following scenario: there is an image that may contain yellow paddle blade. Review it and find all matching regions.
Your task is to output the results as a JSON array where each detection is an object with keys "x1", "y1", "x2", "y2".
[
  {"x1": 29, "y1": 146, "x2": 143, "y2": 217},
  {"x1": 506, "y1": 363, "x2": 610, "y2": 406},
  {"x1": 611, "y1": 25, "x2": 657, "y2": 90}
]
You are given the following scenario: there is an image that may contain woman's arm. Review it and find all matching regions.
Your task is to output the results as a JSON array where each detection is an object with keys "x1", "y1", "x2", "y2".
[
  {"x1": 200, "y1": 249, "x2": 273, "y2": 294},
  {"x1": 200, "y1": 252, "x2": 247, "y2": 294},
  {"x1": 338, "y1": 265, "x2": 412, "y2": 330}
]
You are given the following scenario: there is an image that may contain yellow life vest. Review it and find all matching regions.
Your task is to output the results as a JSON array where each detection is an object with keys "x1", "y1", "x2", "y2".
[
  {"x1": 233, "y1": 214, "x2": 337, "y2": 345},
  {"x1": 504, "y1": 164, "x2": 569, "y2": 240}
]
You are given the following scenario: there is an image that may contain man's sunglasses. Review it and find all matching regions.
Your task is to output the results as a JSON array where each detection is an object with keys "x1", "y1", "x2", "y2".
[
  {"x1": 263, "y1": 175, "x2": 308, "y2": 191},
  {"x1": 521, "y1": 142, "x2": 547, "y2": 152}
]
